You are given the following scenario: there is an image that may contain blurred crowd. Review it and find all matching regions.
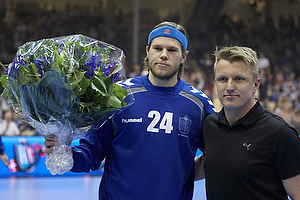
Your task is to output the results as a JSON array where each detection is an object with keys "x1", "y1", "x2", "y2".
[{"x1": 0, "y1": 1, "x2": 300, "y2": 136}]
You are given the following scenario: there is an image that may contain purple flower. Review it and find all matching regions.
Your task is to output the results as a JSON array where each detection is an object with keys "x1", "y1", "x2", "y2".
[
  {"x1": 34, "y1": 55, "x2": 48, "y2": 78},
  {"x1": 82, "y1": 52, "x2": 100, "y2": 79},
  {"x1": 58, "y1": 42, "x2": 65, "y2": 55},
  {"x1": 111, "y1": 71, "x2": 122, "y2": 82},
  {"x1": 6, "y1": 54, "x2": 25, "y2": 79},
  {"x1": 101, "y1": 61, "x2": 117, "y2": 77},
  {"x1": 75, "y1": 48, "x2": 82, "y2": 58}
]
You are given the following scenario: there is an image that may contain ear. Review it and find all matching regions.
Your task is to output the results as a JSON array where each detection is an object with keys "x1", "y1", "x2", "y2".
[
  {"x1": 181, "y1": 51, "x2": 189, "y2": 63},
  {"x1": 253, "y1": 78, "x2": 261, "y2": 93},
  {"x1": 146, "y1": 45, "x2": 149, "y2": 55}
]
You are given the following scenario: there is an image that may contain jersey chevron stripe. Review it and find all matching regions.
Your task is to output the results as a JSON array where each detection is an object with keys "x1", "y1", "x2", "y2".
[
  {"x1": 179, "y1": 91, "x2": 205, "y2": 121},
  {"x1": 129, "y1": 86, "x2": 147, "y2": 94}
]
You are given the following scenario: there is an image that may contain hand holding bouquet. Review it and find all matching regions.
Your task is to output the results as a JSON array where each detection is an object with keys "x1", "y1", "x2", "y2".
[{"x1": 0, "y1": 35, "x2": 133, "y2": 175}]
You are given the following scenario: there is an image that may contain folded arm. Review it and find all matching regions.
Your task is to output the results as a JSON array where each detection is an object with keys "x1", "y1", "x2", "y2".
[
  {"x1": 283, "y1": 174, "x2": 300, "y2": 200},
  {"x1": 194, "y1": 154, "x2": 205, "y2": 181}
]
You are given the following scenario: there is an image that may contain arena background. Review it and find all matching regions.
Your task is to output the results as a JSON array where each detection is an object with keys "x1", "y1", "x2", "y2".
[
  {"x1": 1, "y1": 0, "x2": 299, "y2": 122},
  {"x1": 0, "y1": 0, "x2": 300, "y2": 200}
]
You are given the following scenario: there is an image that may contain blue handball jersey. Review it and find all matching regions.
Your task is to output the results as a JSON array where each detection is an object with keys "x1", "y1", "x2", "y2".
[{"x1": 71, "y1": 75, "x2": 215, "y2": 200}]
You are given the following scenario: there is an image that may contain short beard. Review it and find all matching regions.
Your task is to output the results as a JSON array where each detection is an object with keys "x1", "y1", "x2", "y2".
[
  {"x1": 144, "y1": 57, "x2": 185, "y2": 80},
  {"x1": 149, "y1": 66, "x2": 178, "y2": 81}
]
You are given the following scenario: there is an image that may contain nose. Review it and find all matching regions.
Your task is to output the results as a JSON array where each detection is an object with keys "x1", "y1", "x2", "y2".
[
  {"x1": 226, "y1": 79, "x2": 235, "y2": 93},
  {"x1": 160, "y1": 48, "x2": 168, "y2": 60}
]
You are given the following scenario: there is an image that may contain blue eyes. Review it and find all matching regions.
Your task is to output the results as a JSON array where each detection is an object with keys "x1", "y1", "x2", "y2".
[
  {"x1": 153, "y1": 47, "x2": 178, "y2": 52},
  {"x1": 216, "y1": 77, "x2": 226, "y2": 82},
  {"x1": 216, "y1": 77, "x2": 245, "y2": 82},
  {"x1": 235, "y1": 77, "x2": 244, "y2": 81}
]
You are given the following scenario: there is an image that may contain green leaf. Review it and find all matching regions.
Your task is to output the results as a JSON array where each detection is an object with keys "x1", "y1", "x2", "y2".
[
  {"x1": 108, "y1": 95, "x2": 122, "y2": 108},
  {"x1": 1, "y1": 88, "x2": 8, "y2": 98},
  {"x1": 17, "y1": 64, "x2": 40, "y2": 86},
  {"x1": 69, "y1": 71, "x2": 85, "y2": 89},
  {"x1": 73, "y1": 76, "x2": 90, "y2": 96},
  {"x1": 52, "y1": 51, "x2": 63, "y2": 72},
  {"x1": 93, "y1": 76, "x2": 108, "y2": 94},
  {"x1": 91, "y1": 82, "x2": 106, "y2": 96},
  {"x1": 0, "y1": 74, "x2": 7, "y2": 88},
  {"x1": 110, "y1": 64, "x2": 122, "y2": 75}
]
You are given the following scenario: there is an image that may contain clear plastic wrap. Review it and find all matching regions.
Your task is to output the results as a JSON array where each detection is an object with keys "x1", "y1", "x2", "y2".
[{"x1": 0, "y1": 35, "x2": 133, "y2": 175}]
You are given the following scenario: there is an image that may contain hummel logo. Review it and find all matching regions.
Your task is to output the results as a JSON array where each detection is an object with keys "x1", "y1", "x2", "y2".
[
  {"x1": 243, "y1": 143, "x2": 251, "y2": 151},
  {"x1": 122, "y1": 118, "x2": 142, "y2": 123}
]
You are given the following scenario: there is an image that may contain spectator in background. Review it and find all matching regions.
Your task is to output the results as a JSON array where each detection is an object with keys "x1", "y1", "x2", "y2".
[
  {"x1": 1, "y1": 1, "x2": 300, "y2": 137},
  {"x1": 128, "y1": 62, "x2": 142, "y2": 78},
  {"x1": 199, "y1": 52, "x2": 214, "y2": 92},
  {"x1": 12, "y1": 112, "x2": 36, "y2": 136},
  {"x1": 0, "y1": 99, "x2": 4, "y2": 119},
  {"x1": 0, "y1": 108, "x2": 20, "y2": 136},
  {"x1": 258, "y1": 68, "x2": 269, "y2": 101},
  {"x1": 258, "y1": 51, "x2": 270, "y2": 72},
  {"x1": 189, "y1": 67, "x2": 205, "y2": 90},
  {"x1": 278, "y1": 97, "x2": 297, "y2": 127}
]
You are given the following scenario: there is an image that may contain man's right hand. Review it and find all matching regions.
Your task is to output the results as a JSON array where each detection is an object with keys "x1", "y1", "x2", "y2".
[
  {"x1": 0, "y1": 153, "x2": 9, "y2": 167},
  {"x1": 44, "y1": 135, "x2": 58, "y2": 155}
]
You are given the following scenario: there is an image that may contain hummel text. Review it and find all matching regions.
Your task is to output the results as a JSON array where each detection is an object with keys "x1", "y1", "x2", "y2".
[{"x1": 122, "y1": 118, "x2": 143, "y2": 123}]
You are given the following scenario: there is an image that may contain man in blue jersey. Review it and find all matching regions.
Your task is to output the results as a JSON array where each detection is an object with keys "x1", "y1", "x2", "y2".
[
  {"x1": 0, "y1": 136, "x2": 9, "y2": 167},
  {"x1": 45, "y1": 21, "x2": 215, "y2": 200}
]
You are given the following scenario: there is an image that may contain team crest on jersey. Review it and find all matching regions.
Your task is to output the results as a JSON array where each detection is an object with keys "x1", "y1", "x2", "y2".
[{"x1": 178, "y1": 115, "x2": 191, "y2": 137}]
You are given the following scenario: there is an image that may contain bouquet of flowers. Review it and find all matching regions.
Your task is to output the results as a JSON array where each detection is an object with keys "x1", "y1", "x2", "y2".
[{"x1": 0, "y1": 35, "x2": 133, "y2": 175}]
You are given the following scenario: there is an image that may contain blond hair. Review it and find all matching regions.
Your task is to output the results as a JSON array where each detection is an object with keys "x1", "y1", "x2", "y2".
[{"x1": 213, "y1": 46, "x2": 259, "y2": 80}]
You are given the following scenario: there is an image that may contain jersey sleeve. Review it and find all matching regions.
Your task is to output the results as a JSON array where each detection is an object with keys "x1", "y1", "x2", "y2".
[
  {"x1": 199, "y1": 93, "x2": 216, "y2": 151},
  {"x1": 273, "y1": 125, "x2": 300, "y2": 180},
  {"x1": 0, "y1": 136, "x2": 4, "y2": 154},
  {"x1": 203, "y1": 98, "x2": 216, "y2": 118},
  {"x1": 71, "y1": 118, "x2": 114, "y2": 172}
]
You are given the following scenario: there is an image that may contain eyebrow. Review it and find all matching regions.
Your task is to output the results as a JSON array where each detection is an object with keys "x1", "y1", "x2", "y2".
[{"x1": 152, "y1": 44, "x2": 180, "y2": 50}]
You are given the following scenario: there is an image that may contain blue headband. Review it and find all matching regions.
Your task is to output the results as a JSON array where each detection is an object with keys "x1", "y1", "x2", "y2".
[{"x1": 148, "y1": 26, "x2": 188, "y2": 51}]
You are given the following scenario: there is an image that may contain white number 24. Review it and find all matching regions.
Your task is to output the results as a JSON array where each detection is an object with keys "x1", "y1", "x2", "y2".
[{"x1": 147, "y1": 110, "x2": 173, "y2": 134}]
